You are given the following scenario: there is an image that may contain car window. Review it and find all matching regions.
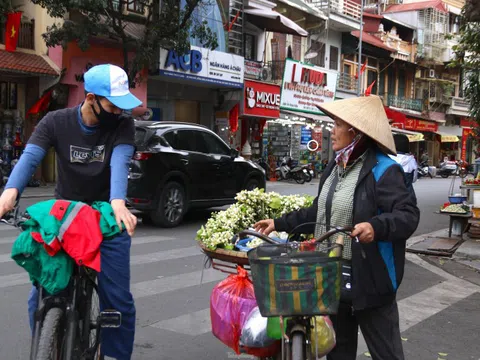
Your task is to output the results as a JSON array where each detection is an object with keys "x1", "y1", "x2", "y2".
[
  {"x1": 134, "y1": 127, "x2": 148, "y2": 146},
  {"x1": 162, "y1": 130, "x2": 209, "y2": 154},
  {"x1": 162, "y1": 130, "x2": 178, "y2": 149},
  {"x1": 199, "y1": 131, "x2": 230, "y2": 156},
  {"x1": 146, "y1": 131, "x2": 169, "y2": 148}
]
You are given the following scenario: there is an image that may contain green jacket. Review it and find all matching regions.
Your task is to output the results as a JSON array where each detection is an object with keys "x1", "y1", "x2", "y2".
[{"x1": 11, "y1": 200, "x2": 124, "y2": 295}]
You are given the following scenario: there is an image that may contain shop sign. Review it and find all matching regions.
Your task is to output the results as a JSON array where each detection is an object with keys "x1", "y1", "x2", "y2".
[
  {"x1": 244, "y1": 80, "x2": 280, "y2": 118},
  {"x1": 159, "y1": 46, "x2": 244, "y2": 88},
  {"x1": 280, "y1": 59, "x2": 337, "y2": 115},
  {"x1": 460, "y1": 117, "x2": 476, "y2": 128},
  {"x1": 461, "y1": 128, "x2": 474, "y2": 161},
  {"x1": 244, "y1": 60, "x2": 262, "y2": 79},
  {"x1": 300, "y1": 126, "x2": 312, "y2": 145},
  {"x1": 404, "y1": 118, "x2": 438, "y2": 132}
]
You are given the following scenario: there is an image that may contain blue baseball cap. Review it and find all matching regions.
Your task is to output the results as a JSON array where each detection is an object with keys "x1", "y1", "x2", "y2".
[{"x1": 84, "y1": 64, "x2": 142, "y2": 110}]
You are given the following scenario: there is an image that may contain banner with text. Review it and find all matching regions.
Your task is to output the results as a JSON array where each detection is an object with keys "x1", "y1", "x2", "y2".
[{"x1": 280, "y1": 59, "x2": 337, "y2": 114}]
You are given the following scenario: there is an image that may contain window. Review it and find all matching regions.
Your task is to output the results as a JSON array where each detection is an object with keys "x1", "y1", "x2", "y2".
[
  {"x1": 397, "y1": 70, "x2": 406, "y2": 97},
  {"x1": 329, "y1": 46, "x2": 339, "y2": 70},
  {"x1": 244, "y1": 34, "x2": 256, "y2": 60},
  {"x1": 343, "y1": 63, "x2": 352, "y2": 75},
  {"x1": 127, "y1": 0, "x2": 144, "y2": 13},
  {"x1": 310, "y1": 41, "x2": 325, "y2": 67},
  {"x1": 163, "y1": 130, "x2": 208, "y2": 153},
  {"x1": 199, "y1": 131, "x2": 230, "y2": 155},
  {"x1": 367, "y1": 70, "x2": 378, "y2": 95}
]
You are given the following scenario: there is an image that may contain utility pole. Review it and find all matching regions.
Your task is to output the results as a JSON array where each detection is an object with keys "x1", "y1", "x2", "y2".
[{"x1": 357, "y1": 0, "x2": 364, "y2": 97}]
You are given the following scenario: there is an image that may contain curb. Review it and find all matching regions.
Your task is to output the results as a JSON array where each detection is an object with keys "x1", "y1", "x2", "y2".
[
  {"x1": 22, "y1": 193, "x2": 55, "y2": 199},
  {"x1": 406, "y1": 228, "x2": 449, "y2": 248}
]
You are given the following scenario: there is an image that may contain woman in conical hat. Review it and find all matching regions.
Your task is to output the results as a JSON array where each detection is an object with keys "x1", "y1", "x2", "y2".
[{"x1": 255, "y1": 95, "x2": 419, "y2": 360}]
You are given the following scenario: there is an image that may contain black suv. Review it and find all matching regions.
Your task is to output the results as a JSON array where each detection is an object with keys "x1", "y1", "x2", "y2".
[{"x1": 127, "y1": 121, "x2": 266, "y2": 227}]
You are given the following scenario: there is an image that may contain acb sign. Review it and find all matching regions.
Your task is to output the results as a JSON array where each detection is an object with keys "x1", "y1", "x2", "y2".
[{"x1": 164, "y1": 49, "x2": 203, "y2": 73}]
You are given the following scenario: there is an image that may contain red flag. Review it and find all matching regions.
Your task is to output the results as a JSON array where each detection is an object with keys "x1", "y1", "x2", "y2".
[
  {"x1": 229, "y1": 103, "x2": 239, "y2": 133},
  {"x1": 355, "y1": 61, "x2": 367, "y2": 79},
  {"x1": 365, "y1": 81, "x2": 376, "y2": 96},
  {"x1": 27, "y1": 90, "x2": 53, "y2": 116},
  {"x1": 5, "y1": 12, "x2": 22, "y2": 52}
]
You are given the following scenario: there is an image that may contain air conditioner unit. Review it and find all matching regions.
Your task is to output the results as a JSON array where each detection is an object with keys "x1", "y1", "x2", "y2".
[
  {"x1": 429, "y1": 69, "x2": 436, "y2": 78},
  {"x1": 259, "y1": 67, "x2": 272, "y2": 81}
]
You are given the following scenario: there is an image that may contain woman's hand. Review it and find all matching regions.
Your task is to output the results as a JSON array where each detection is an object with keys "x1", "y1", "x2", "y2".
[
  {"x1": 351, "y1": 222, "x2": 375, "y2": 243},
  {"x1": 254, "y1": 219, "x2": 275, "y2": 235}
]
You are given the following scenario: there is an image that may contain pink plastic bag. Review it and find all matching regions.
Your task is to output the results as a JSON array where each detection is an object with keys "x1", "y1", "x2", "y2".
[{"x1": 210, "y1": 266, "x2": 257, "y2": 354}]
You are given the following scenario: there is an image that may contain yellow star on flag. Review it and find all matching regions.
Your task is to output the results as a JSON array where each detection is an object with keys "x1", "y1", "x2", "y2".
[{"x1": 10, "y1": 25, "x2": 16, "y2": 38}]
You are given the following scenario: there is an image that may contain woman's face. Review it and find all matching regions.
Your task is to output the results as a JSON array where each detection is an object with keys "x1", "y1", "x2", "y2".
[{"x1": 331, "y1": 118, "x2": 356, "y2": 151}]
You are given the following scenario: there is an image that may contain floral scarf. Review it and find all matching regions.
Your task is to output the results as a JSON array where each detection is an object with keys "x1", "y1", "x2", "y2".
[{"x1": 335, "y1": 134, "x2": 363, "y2": 169}]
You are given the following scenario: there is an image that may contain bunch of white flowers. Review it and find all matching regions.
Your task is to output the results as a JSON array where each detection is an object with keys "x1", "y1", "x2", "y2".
[{"x1": 196, "y1": 189, "x2": 314, "y2": 250}]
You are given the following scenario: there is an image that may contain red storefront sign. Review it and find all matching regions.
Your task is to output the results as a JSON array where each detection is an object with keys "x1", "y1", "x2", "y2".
[
  {"x1": 461, "y1": 128, "x2": 474, "y2": 161},
  {"x1": 311, "y1": 126, "x2": 323, "y2": 151},
  {"x1": 244, "y1": 80, "x2": 280, "y2": 118},
  {"x1": 404, "y1": 118, "x2": 438, "y2": 132}
]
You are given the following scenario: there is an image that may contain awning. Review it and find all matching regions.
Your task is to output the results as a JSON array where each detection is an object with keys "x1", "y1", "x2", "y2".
[
  {"x1": 391, "y1": 127, "x2": 425, "y2": 142},
  {"x1": 437, "y1": 133, "x2": 460, "y2": 142},
  {"x1": 351, "y1": 31, "x2": 395, "y2": 52},
  {"x1": 244, "y1": 8, "x2": 309, "y2": 36},
  {"x1": 0, "y1": 49, "x2": 59, "y2": 76},
  {"x1": 276, "y1": 0, "x2": 328, "y2": 20},
  {"x1": 282, "y1": 109, "x2": 334, "y2": 123}
]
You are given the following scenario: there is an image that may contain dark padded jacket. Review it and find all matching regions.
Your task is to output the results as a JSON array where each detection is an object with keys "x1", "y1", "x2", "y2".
[{"x1": 274, "y1": 147, "x2": 420, "y2": 310}]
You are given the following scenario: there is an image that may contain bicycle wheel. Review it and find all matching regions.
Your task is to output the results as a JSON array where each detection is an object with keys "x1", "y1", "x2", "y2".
[
  {"x1": 35, "y1": 308, "x2": 64, "y2": 360},
  {"x1": 81, "y1": 277, "x2": 101, "y2": 360},
  {"x1": 291, "y1": 332, "x2": 305, "y2": 360}
]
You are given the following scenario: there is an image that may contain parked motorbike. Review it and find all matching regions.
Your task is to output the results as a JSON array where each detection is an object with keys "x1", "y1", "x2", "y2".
[
  {"x1": 300, "y1": 163, "x2": 315, "y2": 182},
  {"x1": 437, "y1": 160, "x2": 468, "y2": 178},
  {"x1": 417, "y1": 160, "x2": 432, "y2": 178},
  {"x1": 275, "y1": 157, "x2": 307, "y2": 184}
]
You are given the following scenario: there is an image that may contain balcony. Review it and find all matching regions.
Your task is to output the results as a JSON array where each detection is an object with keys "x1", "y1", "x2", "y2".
[
  {"x1": 447, "y1": 96, "x2": 471, "y2": 117},
  {"x1": 337, "y1": 72, "x2": 358, "y2": 93},
  {"x1": 309, "y1": 0, "x2": 361, "y2": 30},
  {"x1": 0, "y1": 20, "x2": 35, "y2": 50},
  {"x1": 417, "y1": 43, "x2": 448, "y2": 63},
  {"x1": 388, "y1": 95, "x2": 425, "y2": 112}
]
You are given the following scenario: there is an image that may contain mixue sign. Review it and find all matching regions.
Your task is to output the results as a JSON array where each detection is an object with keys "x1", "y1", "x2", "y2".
[
  {"x1": 280, "y1": 59, "x2": 337, "y2": 114},
  {"x1": 244, "y1": 80, "x2": 281, "y2": 118}
]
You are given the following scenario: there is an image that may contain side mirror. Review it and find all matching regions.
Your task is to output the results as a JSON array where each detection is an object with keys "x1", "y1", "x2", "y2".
[{"x1": 230, "y1": 148, "x2": 239, "y2": 158}]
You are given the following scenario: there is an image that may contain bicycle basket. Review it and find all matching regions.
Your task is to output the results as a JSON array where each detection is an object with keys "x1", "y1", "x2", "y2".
[{"x1": 247, "y1": 243, "x2": 342, "y2": 317}]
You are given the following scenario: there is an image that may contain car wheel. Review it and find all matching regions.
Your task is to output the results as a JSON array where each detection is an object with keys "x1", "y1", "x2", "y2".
[
  {"x1": 245, "y1": 177, "x2": 262, "y2": 191},
  {"x1": 149, "y1": 182, "x2": 187, "y2": 227}
]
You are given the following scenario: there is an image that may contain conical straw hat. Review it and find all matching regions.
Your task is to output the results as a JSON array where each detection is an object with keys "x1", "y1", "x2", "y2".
[{"x1": 316, "y1": 95, "x2": 397, "y2": 155}]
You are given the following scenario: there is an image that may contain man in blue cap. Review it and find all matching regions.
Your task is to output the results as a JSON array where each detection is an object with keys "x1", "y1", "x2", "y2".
[{"x1": 0, "y1": 64, "x2": 140, "y2": 359}]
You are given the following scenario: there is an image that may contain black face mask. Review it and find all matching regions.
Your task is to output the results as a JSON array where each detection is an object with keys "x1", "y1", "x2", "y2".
[{"x1": 91, "y1": 98, "x2": 121, "y2": 128}]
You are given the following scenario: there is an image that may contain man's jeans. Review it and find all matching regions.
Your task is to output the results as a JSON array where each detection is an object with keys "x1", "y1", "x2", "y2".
[{"x1": 28, "y1": 231, "x2": 136, "y2": 360}]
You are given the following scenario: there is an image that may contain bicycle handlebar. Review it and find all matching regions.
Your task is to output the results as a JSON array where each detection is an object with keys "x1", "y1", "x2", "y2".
[
  {"x1": 0, "y1": 199, "x2": 27, "y2": 228},
  {"x1": 236, "y1": 225, "x2": 359, "y2": 246}
]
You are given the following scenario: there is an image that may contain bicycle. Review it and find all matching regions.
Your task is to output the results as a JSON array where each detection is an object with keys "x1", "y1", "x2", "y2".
[
  {"x1": 2, "y1": 201, "x2": 122, "y2": 360},
  {"x1": 233, "y1": 224, "x2": 359, "y2": 360}
]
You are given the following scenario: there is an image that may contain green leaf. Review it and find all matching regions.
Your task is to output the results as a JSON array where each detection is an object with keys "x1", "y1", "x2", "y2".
[
  {"x1": 438, "y1": 353, "x2": 448, "y2": 357},
  {"x1": 364, "y1": 352, "x2": 371, "y2": 358},
  {"x1": 401, "y1": 337, "x2": 408, "y2": 341}
]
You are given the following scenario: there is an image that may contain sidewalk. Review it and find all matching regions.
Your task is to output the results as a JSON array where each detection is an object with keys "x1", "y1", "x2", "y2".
[{"x1": 407, "y1": 228, "x2": 480, "y2": 271}]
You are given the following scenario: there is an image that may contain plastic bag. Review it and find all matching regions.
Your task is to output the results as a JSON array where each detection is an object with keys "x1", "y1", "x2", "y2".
[
  {"x1": 240, "y1": 307, "x2": 276, "y2": 348},
  {"x1": 310, "y1": 316, "x2": 336, "y2": 357},
  {"x1": 210, "y1": 266, "x2": 257, "y2": 354}
]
